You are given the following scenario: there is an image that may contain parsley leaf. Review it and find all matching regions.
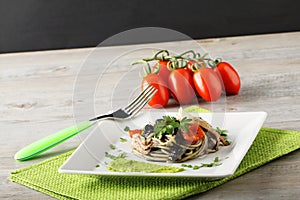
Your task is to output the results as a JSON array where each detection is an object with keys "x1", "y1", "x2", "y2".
[
  {"x1": 105, "y1": 152, "x2": 127, "y2": 160},
  {"x1": 180, "y1": 117, "x2": 192, "y2": 133},
  {"x1": 181, "y1": 164, "x2": 193, "y2": 168},
  {"x1": 105, "y1": 152, "x2": 117, "y2": 160},
  {"x1": 201, "y1": 157, "x2": 222, "y2": 168},
  {"x1": 216, "y1": 127, "x2": 227, "y2": 135},
  {"x1": 214, "y1": 156, "x2": 219, "y2": 162},
  {"x1": 154, "y1": 115, "x2": 192, "y2": 138},
  {"x1": 124, "y1": 126, "x2": 130, "y2": 131},
  {"x1": 181, "y1": 157, "x2": 223, "y2": 170}
]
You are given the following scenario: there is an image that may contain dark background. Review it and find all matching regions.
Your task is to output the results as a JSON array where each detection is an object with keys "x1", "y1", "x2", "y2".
[{"x1": 1, "y1": 0, "x2": 299, "y2": 53}]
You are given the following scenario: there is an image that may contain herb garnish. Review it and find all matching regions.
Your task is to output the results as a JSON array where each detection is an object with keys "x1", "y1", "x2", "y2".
[
  {"x1": 120, "y1": 137, "x2": 127, "y2": 142},
  {"x1": 216, "y1": 127, "x2": 227, "y2": 135},
  {"x1": 154, "y1": 116, "x2": 192, "y2": 138},
  {"x1": 200, "y1": 157, "x2": 222, "y2": 168},
  {"x1": 124, "y1": 126, "x2": 130, "y2": 131},
  {"x1": 109, "y1": 144, "x2": 116, "y2": 150},
  {"x1": 181, "y1": 157, "x2": 223, "y2": 170},
  {"x1": 181, "y1": 164, "x2": 193, "y2": 168},
  {"x1": 180, "y1": 117, "x2": 193, "y2": 132},
  {"x1": 105, "y1": 152, "x2": 126, "y2": 160},
  {"x1": 216, "y1": 127, "x2": 231, "y2": 144},
  {"x1": 192, "y1": 165, "x2": 200, "y2": 170}
]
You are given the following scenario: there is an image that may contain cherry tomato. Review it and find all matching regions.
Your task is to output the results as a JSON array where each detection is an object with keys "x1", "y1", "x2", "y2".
[
  {"x1": 186, "y1": 61, "x2": 195, "y2": 74},
  {"x1": 128, "y1": 129, "x2": 143, "y2": 138},
  {"x1": 168, "y1": 68, "x2": 196, "y2": 104},
  {"x1": 142, "y1": 74, "x2": 169, "y2": 108},
  {"x1": 185, "y1": 61, "x2": 202, "y2": 95},
  {"x1": 181, "y1": 124, "x2": 205, "y2": 143},
  {"x1": 214, "y1": 62, "x2": 241, "y2": 95},
  {"x1": 187, "y1": 60, "x2": 205, "y2": 72},
  {"x1": 193, "y1": 67, "x2": 222, "y2": 102},
  {"x1": 152, "y1": 60, "x2": 171, "y2": 83}
]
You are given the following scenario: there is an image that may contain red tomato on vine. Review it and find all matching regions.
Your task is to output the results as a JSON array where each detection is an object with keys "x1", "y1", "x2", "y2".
[
  {"x1": 193, "y1": 67, "x2": 222, "y2": 102},
  {"x1": 168, "y1": 68, "x2": 196, "y2": 104},
  {"x1": 214, "y1": 62, "x2": 241, "y2": 95},
  {"x1": 152, "y1": 60, "x2": 171, "y2": 83},
  {"x1": 142, "y1": 74, "x2": 169, "y2": 108}
]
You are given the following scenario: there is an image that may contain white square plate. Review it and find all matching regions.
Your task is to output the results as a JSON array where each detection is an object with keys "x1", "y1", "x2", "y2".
[{"x1": 59, "y1": 111, "x2": 267, "y2": 178}]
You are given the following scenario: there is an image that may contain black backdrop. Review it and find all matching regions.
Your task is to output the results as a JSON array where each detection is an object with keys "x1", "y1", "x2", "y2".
[{"x1": 1, "y1": 0, "x2": 299, "y2": 53}]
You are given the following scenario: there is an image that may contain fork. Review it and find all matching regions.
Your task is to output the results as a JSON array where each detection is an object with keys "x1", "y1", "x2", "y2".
[{"x1": 14, "y1": 85, "x2": 157, "y2": 161}]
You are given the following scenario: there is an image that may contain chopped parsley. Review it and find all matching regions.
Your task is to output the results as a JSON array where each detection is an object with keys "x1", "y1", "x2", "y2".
[
  {"x1": 105, "y1": 152, "x2": 126, "y2": 160},
  {"x1": 109, "y1": 144, "x2": 116, "y2": 150},
  {"x1": 181, "y1": 157, "x2": 223, "y2": 170},
  {"x1": 214, "y1": 156, "x2": 219, "y2": 162},
  {"x1": 120, "y1": 137, "x2": 127, "y2": 142},
  {"x1": 181, "y1": 164, "x2": 193, "y2": 168},
  {"x1": 95, "y1": 164, "x2": 100, "y2": 168},
  {"x1": 124, "y1": 126, "x2": 130, "y2": 131},
  {"x1": 200, "y1": 156, "x2": 222, "y2": 168},
  {"x1": 216, "y1": 127, "x2": 227, "y2": 135},
  {"x1": 192, "y1": 165, "x2": 200, "y2": 170}
]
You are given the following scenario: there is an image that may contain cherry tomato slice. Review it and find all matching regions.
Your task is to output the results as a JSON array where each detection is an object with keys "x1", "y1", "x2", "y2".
[
  {"x1": 128, "y1": 129, "x2": 143, "y2": 138},
  {"x1": 181, "y1": 124, "x2": 205, "y2": 143}
]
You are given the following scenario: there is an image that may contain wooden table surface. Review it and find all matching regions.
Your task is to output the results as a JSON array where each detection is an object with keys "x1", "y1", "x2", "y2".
[{"x1": 1, "y1": 32, "x2": 299, "y2": 200}]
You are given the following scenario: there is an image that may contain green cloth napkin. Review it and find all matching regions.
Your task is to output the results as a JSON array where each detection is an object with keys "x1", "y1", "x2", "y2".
[{"x1": 10, "y1": 113, "x2": 300, "y2": 199}]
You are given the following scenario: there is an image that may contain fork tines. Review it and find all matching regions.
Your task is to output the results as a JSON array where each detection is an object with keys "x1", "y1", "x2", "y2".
[{"x1": 124, "y1": 85, "x2": 157, "y2": 115}]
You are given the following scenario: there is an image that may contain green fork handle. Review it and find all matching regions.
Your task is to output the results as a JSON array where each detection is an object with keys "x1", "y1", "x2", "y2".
[{"x1": 14, "y1": 120, "x2": 95, "y2": 161}]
